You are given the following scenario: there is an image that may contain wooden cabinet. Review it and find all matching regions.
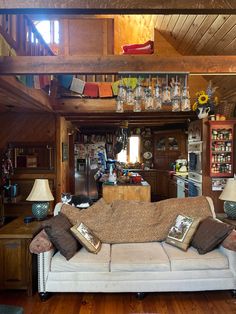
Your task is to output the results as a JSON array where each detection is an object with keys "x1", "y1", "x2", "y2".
[
  {"x1": 154, "y1": 130, "x2": 187, "y2": 170},
  {"x1": 102, "y1": 182, "x2": 151, "y2": 203},
  {"x1": 0, "y1": 217, "x2": 41, "y2": 295},
  {"x1": 209, "y1": 121, "x2": 235, "y2": 177}
]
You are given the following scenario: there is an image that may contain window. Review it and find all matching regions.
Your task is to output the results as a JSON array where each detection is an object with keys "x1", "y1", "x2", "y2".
[
  {"x1": 34, "y1": 20, "x2": 59, "y2": 44},
  {"x1": 117, "y1": 136, "x2": 140, "y2": 163}
]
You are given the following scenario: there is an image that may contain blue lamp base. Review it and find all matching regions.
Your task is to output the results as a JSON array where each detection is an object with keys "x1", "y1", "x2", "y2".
[
  {"x1": 32, "y1": 202, "x2": 49, "y2": 220},
  {"x1": 224, "y1": 201, "x2": 236, "y2": 220}
]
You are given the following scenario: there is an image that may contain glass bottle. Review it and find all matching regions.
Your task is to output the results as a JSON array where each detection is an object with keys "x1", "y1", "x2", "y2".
[
  {"x1": 133, "y1": 97, "x2": 142, "y2": 112},
  {"x1": 116, "y1": 96, "x2": 124, "y2": 113},
  {"x1": 181, "y1": 86, "x2": 191, "y2": 111},
  {"x1": 162, "y1": 85, "x2": 171, "y2": 104},
  {"x1": 154, "y1": 83, "x2": 162, "y2": 111},
  {"x1": 144, "y1": 86, "x2": 154, "y2": 111}
]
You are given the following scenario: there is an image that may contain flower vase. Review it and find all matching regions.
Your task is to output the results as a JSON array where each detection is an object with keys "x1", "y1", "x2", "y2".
[{"x1": 197, "y1": 106, "x2": 210, "y2": 119}]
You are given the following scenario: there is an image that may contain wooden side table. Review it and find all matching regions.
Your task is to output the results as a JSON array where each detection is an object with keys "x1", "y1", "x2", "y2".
[
  {"x1": 0, "y1": 216, "x2": 42, "y2": 296},
  {"x1": 216, "y1": 213, "x2": 236, "y2": 228}
]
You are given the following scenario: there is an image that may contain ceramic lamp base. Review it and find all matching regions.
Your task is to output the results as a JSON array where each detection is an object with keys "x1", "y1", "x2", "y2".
[
  {"x1": 32, "y1": 201, "x2": 49, "y2": 220},
  {"x1": 224, "y1": 201, "x2": 236, "y2": 219}
]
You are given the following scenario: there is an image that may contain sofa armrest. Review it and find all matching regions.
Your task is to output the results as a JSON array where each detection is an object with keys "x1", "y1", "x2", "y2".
[
  {"x1": 219, "y1": 245, "x2": 236, "y2": 276},
  {"x1": 38, "y1": 248, "x2": 56, "y2": 292}
]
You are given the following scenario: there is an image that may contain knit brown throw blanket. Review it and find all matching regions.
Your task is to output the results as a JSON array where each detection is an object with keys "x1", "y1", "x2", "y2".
[{"x1": 61, "y1": 196, "x2": 213, "y2": 243}]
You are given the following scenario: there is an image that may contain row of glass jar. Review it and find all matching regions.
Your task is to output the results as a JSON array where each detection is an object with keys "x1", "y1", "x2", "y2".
[{"x1": 115, "y1": 82, "x2": 191, "y2": 112}]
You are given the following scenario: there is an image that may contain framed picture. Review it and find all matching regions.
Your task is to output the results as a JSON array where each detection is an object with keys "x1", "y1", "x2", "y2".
[{"x1": 62, "y1": 143, "x2": 68, "y2": 161}]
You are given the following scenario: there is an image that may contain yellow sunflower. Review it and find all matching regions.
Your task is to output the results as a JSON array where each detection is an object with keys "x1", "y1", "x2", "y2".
[
  {"x1": 198, "y1": 93, "x2": 209, "y2": 105},
  {"x1": 192, "y1": 102, "x2": 198, "y2": 111}
]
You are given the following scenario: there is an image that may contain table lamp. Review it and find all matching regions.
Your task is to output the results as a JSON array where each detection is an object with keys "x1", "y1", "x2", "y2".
[
  {"x1": 26, "y1": 179, "x2": 54, "y2": 220},
  {"x1": 219, "y1": 177, "x2": 236, "y2": 219}
]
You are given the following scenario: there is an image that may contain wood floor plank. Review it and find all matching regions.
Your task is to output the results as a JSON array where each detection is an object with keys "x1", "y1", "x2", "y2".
[{"x1": 0, "y1": 291, "x2": 236, "y2": 314}]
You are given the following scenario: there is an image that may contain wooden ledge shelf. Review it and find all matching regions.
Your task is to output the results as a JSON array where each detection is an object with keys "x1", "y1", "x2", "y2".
[{"x1": 1, "y1": 55, "x2": 236, "y2": 75}]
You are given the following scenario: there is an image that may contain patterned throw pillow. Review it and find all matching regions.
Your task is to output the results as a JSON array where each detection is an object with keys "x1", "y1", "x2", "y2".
[
  {"x1": 71, "y1": 222, "x2": 102, "y2": 254},
  {"x1": 191, "y1": 217, "x2": 234, "y2": 254},
  {"x1": 29, "y1": 229, "x2": 54, "y2": 254},
  {"x1": 165, "y1": 214, "x2": 201, "y2": 251},
  {"x1": 42, "y1": 213, "x2": 81, "y2": 260}
]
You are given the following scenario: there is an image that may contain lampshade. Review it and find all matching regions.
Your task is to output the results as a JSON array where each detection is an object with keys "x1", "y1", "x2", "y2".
[
  {"x1": 219, "y1": 177, "x2": 236, "y2": 219},
  {"x1": 26, "y1": 179, "x2": 54, "y2": 201},
  {"x1": 219, "y1": 178, "x2": 236, "y2": 202}
]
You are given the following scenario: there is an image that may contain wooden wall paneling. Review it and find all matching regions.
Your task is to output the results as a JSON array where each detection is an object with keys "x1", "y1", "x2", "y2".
[
  {"x1": 165, "y1": 15, "x2": 180, "y2": 34},
  {"x1": 59, "y1": 18, "x2": 114, "y2": 56},
  {"x1": 173, "y1": 15, "x2": 196, "y2": 48},
  {"x1": 160, "y1": 15, "x2": 172, "y2": 31},
  {"x1": 213, "y1": 24, "x2": 236, "y2": 54},
  {"x1": 177, "y1": 15, "x2": 206, "y2": 54},
  {"x1": 195, "y1": 15, "x2": 230, "y2": 54},
  {"x1": 200, "y1": 15, "x2": 233, "y2": 54}
]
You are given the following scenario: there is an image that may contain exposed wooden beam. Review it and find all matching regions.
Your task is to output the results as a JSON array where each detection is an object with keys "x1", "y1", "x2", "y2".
[
  {"x1": 1, "y1": 55, "x2": 236, "y2": 75},
  {"x1": 1, "y1": 1, "x2": 236, "y2": 14},
  {"x1": 0, "y1": 76, "x2": 53, "y2": 111}
]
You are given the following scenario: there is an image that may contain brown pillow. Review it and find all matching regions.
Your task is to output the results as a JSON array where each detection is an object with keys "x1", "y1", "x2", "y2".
[
  {"x1": 222, "y1": 230, "x2": 236, "y2": 251},
  {"x1": 191, "y1": 217, "x2": 234, "y2": 254},
  {"x1": 165, "y1": 214, "x2": 201, "y2": 251},
  {"x1": 42, "y1": 213, "x2": 81, "y2": 260},
  {"x1": 29, "y1": 229, "x2": 54, "y2": 254}
]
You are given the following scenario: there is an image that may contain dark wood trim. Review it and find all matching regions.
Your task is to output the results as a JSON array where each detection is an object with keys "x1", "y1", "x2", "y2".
[
  {"x1": 1, "y1": 1, "x2": 236, "y2": 14},
  {"x1": 1, "y1": 55, "x2": 236, "y2": 75}
]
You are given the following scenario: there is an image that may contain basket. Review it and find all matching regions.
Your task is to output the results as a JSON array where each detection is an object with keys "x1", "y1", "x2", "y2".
[{"x1": 215, "y1": 101, "x2": 236, "y2": 118}]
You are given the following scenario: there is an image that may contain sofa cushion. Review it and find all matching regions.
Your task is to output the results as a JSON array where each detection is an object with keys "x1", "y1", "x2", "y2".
[
  {"x1": 70, "y1": 222, "x2": 102, "y2": 254},
  {"x1": 51, "y1": 243, "x2": 110, "y2": 272},
  {"x1": 191, "y1": 217, "x2": 234, "y2": 254},
  {"x1": 165, "y1": 214, "x2": 201, "y2": 251},
  {"x1": 162, "y1": 242, "x2": 229, "y2": 271},
  {"x1": 110, "y1": 242, "x2": 170, "y2": 272},
  {"x1": 42, "y1": 213, "x2": 81, "y2": 260}
]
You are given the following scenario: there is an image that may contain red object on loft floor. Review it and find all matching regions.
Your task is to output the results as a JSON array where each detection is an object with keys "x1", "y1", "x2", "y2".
[{"x1": 122, "y1": 40, "x2": 154, "y2": 54}]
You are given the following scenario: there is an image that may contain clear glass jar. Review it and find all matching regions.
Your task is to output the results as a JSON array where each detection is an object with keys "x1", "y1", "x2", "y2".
[
  {"x1": 133, "y1": 97, "x2": 142, "y2": 112},
  {"x1": 162, "y1": 86, "x2": 171, "y2": 104},
  {"x1": 172, "y1": 98, "x2": 181, "y2": 112},
  {"x1": 126, "y1": 86, "x2": 134, "y2": 106},
  {"x1": 134, "y1": 81, "x2": 144, "y2": 100},
  {"x1": 181, "y1": 87, "x2": 191, "y2": 111},
  {"x1": 144, "y1": 87, "x2": 154, "y2": 111},
  {"x1": 116, "y1": 97, "x2": 124, "y2": 113},
  {"x1": 117, "y1": 82, "x2": 127, "y2": 103}
]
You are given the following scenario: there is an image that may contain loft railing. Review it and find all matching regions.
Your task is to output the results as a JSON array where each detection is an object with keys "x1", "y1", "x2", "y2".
[{"x1": 0, "y1": 14, "x2": 54, "y2": 56}]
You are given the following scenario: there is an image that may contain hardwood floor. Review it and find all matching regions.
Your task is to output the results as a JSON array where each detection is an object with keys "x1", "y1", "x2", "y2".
[{"x1": 0, "y1": 291, "x2": 236, "y2": 314}]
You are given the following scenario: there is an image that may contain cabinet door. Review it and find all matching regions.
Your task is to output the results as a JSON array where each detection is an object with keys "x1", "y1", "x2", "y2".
[{"x1": 0, "y1": 239, "x2": 27, "y2": 290}]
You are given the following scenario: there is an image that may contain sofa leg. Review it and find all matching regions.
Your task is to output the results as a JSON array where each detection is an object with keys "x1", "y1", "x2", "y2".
[
  {"x1": 39, "y1": 292, "x2": 51, "y2": 302},
  {"x1": 232, "y1": 290, "x2": 236, "y2": 298},
  {"x1": 136, "y1": 292, "x2": 147, "y2": 300}
]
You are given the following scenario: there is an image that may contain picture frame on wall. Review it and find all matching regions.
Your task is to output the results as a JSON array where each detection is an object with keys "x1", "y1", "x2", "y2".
[{"x1": 62, "y1": 143, "x2": 68, "y2": 161}]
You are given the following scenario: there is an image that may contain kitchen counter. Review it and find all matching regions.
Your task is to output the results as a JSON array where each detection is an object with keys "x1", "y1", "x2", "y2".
[{"x1": 102, "y1": 181, "x2": 151, "y2": 203}]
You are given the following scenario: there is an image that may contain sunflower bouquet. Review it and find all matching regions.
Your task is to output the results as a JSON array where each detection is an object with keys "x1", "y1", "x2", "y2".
[{"x1": 192, "y1": 81, "x2": 219, "y2": 114}]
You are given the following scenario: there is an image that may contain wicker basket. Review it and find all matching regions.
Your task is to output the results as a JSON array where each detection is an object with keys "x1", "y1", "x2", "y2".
[{"x1": 215, "y1": 101, "x2": 236, "y2": 118}]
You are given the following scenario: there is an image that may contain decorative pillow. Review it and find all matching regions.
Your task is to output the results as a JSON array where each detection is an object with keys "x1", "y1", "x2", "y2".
[
  {"x1": 165, "y1": 214, "x2": 201, "y2": 251},
  {"x1": 191, "y1": 217, "x2": 234, "y2": 254},
  {"x1": 70, "y1": 222, "x2": 102, "y2": 254},
  {"x1": 29, "y1": 229, "x2": 54, "y2": 254},
  {"x1": 221, "y1": 229, "x2": 236, "y2": 251},
  {"x1": 42, "y1": 213, "x2": 81, "y2": 260}
]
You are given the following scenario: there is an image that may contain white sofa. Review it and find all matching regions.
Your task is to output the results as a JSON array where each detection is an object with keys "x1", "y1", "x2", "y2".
[{"x1": 37, "y1": 197, "x2": 236, "y2": 300}]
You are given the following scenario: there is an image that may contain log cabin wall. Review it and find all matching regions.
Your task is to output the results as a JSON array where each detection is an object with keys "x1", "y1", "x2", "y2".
[{"x1": 0, "y1": 112, "x2": 57, "y2": 216}]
